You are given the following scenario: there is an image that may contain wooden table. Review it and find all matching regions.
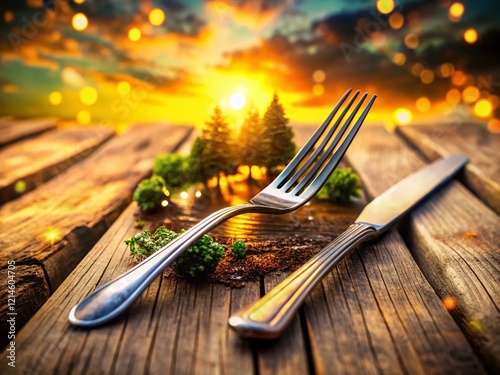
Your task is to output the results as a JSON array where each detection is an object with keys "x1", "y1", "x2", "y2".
[{"x1": 0, "y1": 120, "x2": 498, "y2": 375}]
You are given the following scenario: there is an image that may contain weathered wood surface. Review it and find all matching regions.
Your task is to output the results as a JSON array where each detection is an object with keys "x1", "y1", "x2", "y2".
[
  {"x1": 0, "y1": 118, "x2": 58, "y2": 147},
  {"x1": 0, "y1": 124, "x2": 192, "y2": 340},
  {"x1": 397, "y1": 123, "x2": 500, "y2": 214},
  {"x1": 0, "y1": 126, "x2": 114, "y2": 203},
  {"x1": 1, "y1": 125, "x2": 493, "y2": 374},
  {"x1": 347, "y1": 126, "x2": 500, "y2": 374}
]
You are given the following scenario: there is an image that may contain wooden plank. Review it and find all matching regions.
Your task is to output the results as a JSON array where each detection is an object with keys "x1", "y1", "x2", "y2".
[
  {"x1": 257, "y1": 272, "x2": 310, "y2": 375},
  {"x1": 346, "y1": 126, "x2": 500, "y2": 373},
  {"x1": 0, "y1": 124, "x2": 192, "y2": 340},
  {"x1": 0, "y1": 118, "x2": 58, "y2": 147},
  {"x1": 0, "y1": 126, "x2": 114, "y2": 203},
  {"x1": 397, "y1": 123, "x2": 500, "y2": 214}
]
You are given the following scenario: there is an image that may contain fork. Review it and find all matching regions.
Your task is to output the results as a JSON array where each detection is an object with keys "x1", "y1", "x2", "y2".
[{"x1": 69, "y1": 89, "x2": 377, "y2": 327}]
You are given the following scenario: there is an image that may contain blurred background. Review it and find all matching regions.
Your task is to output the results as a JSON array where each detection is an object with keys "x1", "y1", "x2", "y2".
[{"x1": 0, "y1": 0, "x2": 499, "y2": 132}]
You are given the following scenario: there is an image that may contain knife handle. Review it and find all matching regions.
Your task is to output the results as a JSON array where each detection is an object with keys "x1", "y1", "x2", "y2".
[{"x1": 229, "y1": 223, "x2": 376, "y2": 339}]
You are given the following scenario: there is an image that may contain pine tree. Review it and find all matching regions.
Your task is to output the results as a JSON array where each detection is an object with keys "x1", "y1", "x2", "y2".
[
  {"x1": 200, "y1": 106, "x2": 236, "y2": 188},
  {"x1": 261, "y1": 93, "x2": 296, "y2": 175},
  {"x1": 239, "y1": 108, "x2": 266, "y2": 179}
]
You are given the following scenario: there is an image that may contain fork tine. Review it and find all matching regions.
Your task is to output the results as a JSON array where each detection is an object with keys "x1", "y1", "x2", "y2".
[
  {"x1": 290, "y1": 92, "x2": 369, "y2": 195},
  {"x1": 299, "y1": 94, "x2": 377, "y2": 200},
  {"x1": 272, "y1": 88, "x2": 353, "y2": 187},
  {"x1": 281, "y1": 90, "x2": 360, "y2": 191}
]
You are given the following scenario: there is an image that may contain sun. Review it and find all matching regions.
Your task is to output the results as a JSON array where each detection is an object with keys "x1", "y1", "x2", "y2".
[{"x1": 229, "y1": 93, "x2": 246, "y2": 110}]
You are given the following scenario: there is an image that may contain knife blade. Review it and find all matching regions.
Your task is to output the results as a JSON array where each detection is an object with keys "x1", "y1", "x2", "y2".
[{"x1": 229, "y1": 153, "x2": 468, "y2": 339}]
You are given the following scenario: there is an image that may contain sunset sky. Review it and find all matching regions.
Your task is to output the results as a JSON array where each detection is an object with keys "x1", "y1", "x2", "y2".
[{"x1": 0, "y1": 0, "x2": 499, "y2": 130}]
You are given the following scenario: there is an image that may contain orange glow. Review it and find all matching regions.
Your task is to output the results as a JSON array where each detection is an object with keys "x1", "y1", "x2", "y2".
[
  {"x1": 405, "y1": 33, "x2": 419, "y2": 49},
  {"x1": 449, "y1": 3, "x2": 464, "y2": 21},
  {"x1": 4, "y1": 11, "x2": 14, "y2": 22},
  {"x1": 229, "y1": 93, "x2": 246, "y2": 110},
  {"x1": 128, "y1": 27, "x2": 141, "y2": 42},
  {"x1": 392, "y1": 52, "x2": 406, "y2": 66},
  {"x1": 489, "y1": 95, "x2": 499, "y2": 109},
  {"x1": 474, "y1": 99, "x2": 493, "y2": 117},
  {"x1": 463, "y1": 28, "x2": 478, "y2": 44},
  {"x1": 462, "y1": 86, "x2": 479, "y2": 103},
  {"x1": 117, "y1": 81, "x2": 131, "y2": 95},
  {"x1": 74, "y1": 0, "x2": 85, "y2": 3},
  {"x1": 420, "y1": 69, "x2": 435, "y2": 84},
  {"x1": 411, "y1": 63, "x2": 424, "y2": 77},
  {"x1": 389, "y1": 13, "x2": 404, "y2": 29},
  {"x1": 313, "y1": 84, "x2": 325, "y2": 96},
  {"x1": 393, "y1": 108, "x2": 413, "y2": 125},
  {"x1": 48, "y1": 91, "x2": 62, "y2": 105},
  {"x1": 313, "y1": 70, "x2": 326, "y2": 83},
  {"x1": 44, "y1": 228, "x2": 61, "y2": 246},
  {"x1": 446, "y1": 89, "x2": 461, "y2": 105},
  {"x1": 377, "y1": 0, "x2": 395, "y2": 15},
  {"x1": 488, "y1": 119, "x2": 500, "y2": 133},
  {"x1": 451, "y1": 71, "x2": 467, "y2": 86},
  {"x1": 416, "y1": 97, "x2": 431, "y2": 112},
  {"x1": 149, "y1": 8, "x2": 166, "y2": 26},
  {"x1": 72, "y1": 13, "x2": 88, "y2": 31},
  {"x1": 443, "y1": 296, "x2": 457, "y2": 312},
  {"x1": 76, "y1": 110, "x2": 91, "y2": 125},
  {"x1": 79, "y1": 86, "x2": 98, "y2": 105},
  {"x1": 438, "y1": 63, "x2": 455, "y2": 78}
]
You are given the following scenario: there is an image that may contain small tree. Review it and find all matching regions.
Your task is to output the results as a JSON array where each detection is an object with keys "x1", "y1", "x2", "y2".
[
  {"x1": 239, "y1": 109, "x2": 266, "y2": 179},
  {"x1": 201, "y1": 106, "x2": 236, "y2": 188},
  {"x1": 261, "y1": 93, "x2": 296, "y2": 175}
]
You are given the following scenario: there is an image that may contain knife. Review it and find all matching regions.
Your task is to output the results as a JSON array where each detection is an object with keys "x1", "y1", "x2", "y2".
[{"x1": 229, "y1": 153, "x2": 468, "y2": 339}]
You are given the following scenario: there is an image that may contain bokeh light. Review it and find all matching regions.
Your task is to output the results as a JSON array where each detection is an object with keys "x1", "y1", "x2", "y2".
[
  {"x1": 44, "y1": 228, "x2": 61, "y2": 246},
  {"x1": 463, "y1": 28, "x2": 478, "y2": 44},
  {"x1": 48, "y1": 91, "x2": 62, "y2": 105},
  {"x1": 462, "y1": 86, "x2": 479, "y2": 103},
  {"x1": 416, "y1": 97, "x2": 431, "y2": 112},
  {"x1": 451, "y1": 71, "x2": 467, "y2": 86},
  {"x1": 149, "y1": 8, "x2": 166, "y2": 26},
  {"x1": 313, "y1": 70, "x2": 326, "y2": 83},
  {"x1": 161, "y1": 200, "x2": 169, "y2": 207},
  {"x1": 79, "y1": 87, "x2": 98, "y2": 105},
  {"x1": 449, "y1": 2, "x2": 464, "y2": 21},
  {"x1": 405, "y1": 33, "x2": 419, "y2": 49},
  {"x1": 420, "y1": 69, "x2": 435, "y2": 84},
  {"x1": 438, "y1": 63, "x2": 455, "y2": 78},
  {"x1": 128, "y1": 27, "x2": 141, "y2": 42},
  {"x1": 74, "y1": 0, "x2": 85, "y2": 3},
  {"x1": 488, "y1": 119, "x2": 500, "y2": 133},
  {"x1": 389, "y1": 13, "x2": 404, "y2": 29},
  {"x1": 446, "y1": 89, "x2": 461, "y2": 105},
  {"x1": 392, "y1": 52, "x2": 406, "y2": 66},
  {"x1": 76, "y1": 110, "x2": 91, "y2": 125},
  {"x1": 443, "y1": 296, "x2": 457, "y2": 312},
  {"x1": 14, "y1": 180, "x2": 27, "y2": 194},
  {"x1": 411, "y1": 63, "x2": 424, "y2": 77},
  {"x1": 72, "y1": 13, "x2": 88, "y2": 31},
  {"x1": 117, "y1": 81, "x2": 131, "y2": 96},
  {"x1": 377, "y1": 0, "x2": 395, "y2": 15},
  {"x1": 4, "y1": 11, "x2": 14, "y2": 22},
  {"x1": 474, "y1": 99, "x2": 493, "y2": 117},
  {"x1": 313, "y1": 84, "x2": 325, "y2": 96},
  {"x1": 394, "y1": 108, "x2": 413, "y2": 125},
  {"x1": 180, "y1": 191, "x2": 189, "y2": 199}
]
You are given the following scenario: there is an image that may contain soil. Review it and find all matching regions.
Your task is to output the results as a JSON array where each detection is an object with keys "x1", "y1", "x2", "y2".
[{"x1": 130, "y1": 182, "x2": 361, "y2": 288}]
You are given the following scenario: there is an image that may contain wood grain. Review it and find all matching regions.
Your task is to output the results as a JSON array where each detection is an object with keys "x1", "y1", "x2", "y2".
[
  {"x1": 347, "y1": 126, "x2": 500, "y2": 373},
  {"x1": 0, "y1": 118, "x2": 58, "y2": 147},
  {"x1": 0, "y1": 124, "x2": 192, "y2": 339},
  {"x1": 397, "y1": 123, "x2": 500, "y2": 214},
  {"x1": 0, "y1": 126, "x2": 114, "y2": 203}
]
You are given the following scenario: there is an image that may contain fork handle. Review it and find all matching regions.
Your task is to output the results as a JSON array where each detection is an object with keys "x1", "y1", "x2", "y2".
[
  {"x1": 228, "y1": 223, "x2": 376, "y2": 339},
  {"x1": 69, "y1": 203, "x2": 256, "y2": 327}
]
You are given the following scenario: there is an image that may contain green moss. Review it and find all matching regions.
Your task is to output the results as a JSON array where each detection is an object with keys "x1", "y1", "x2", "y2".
[
  {"x1": 317, "y1": 168, "x2": 361, "y2": 204},
  {"x1": 231, "y1": 241, "x2": 246, "y2": 259}
]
